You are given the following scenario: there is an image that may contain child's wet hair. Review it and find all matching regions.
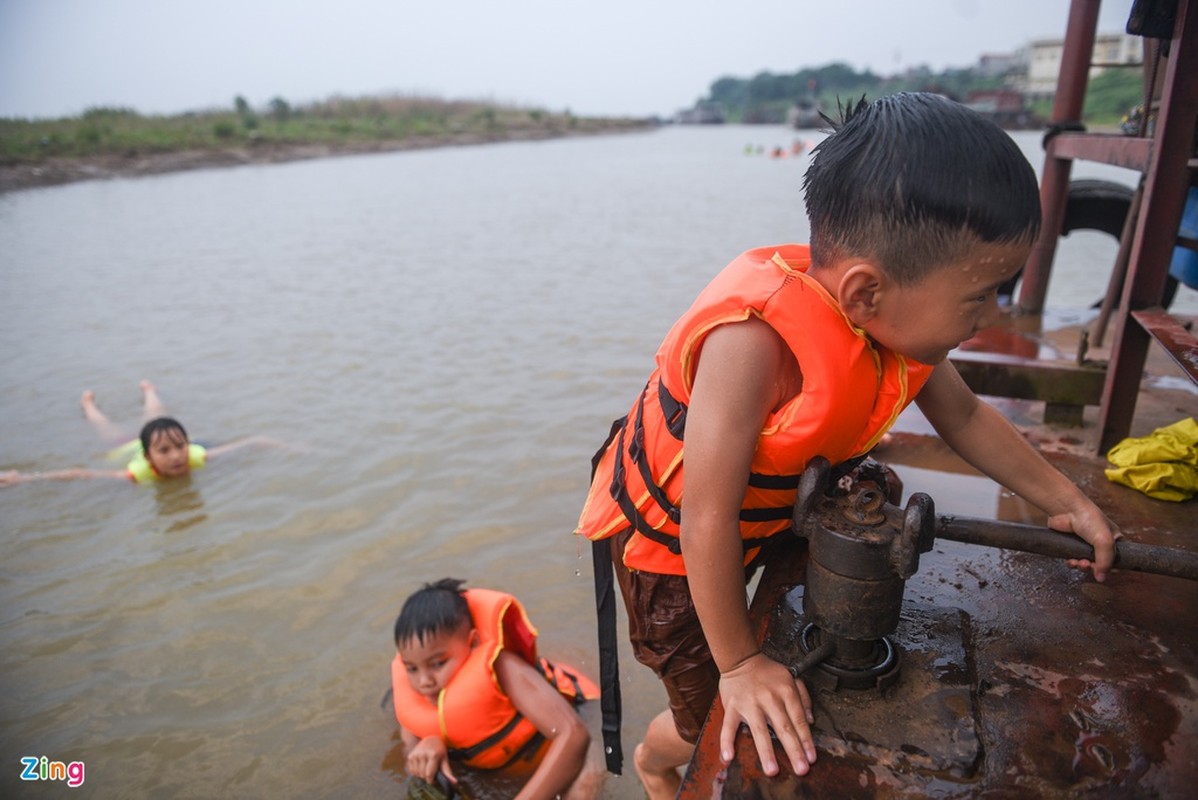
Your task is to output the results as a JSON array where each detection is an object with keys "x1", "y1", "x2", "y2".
[
  {"x1": 139, "y1": 417, "x2": 188, "y2": 453},
  {"x1": 802, "y1": 92, "x2": 1041, "y2": 284},
  {"x1": 394, "y1": 578, "x2": 472, "y2": 646}
]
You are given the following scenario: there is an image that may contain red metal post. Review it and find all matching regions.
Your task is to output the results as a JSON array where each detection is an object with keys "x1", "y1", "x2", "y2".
[
  {"x1": 1099, "y1": 0, "x2": 1198, "y2": 451},
  {"x1": 1018, "y1": 0, "x2": 1102, "y2": 313}
]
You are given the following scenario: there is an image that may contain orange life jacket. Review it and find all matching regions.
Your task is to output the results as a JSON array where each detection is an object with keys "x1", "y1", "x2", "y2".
[
  {"x1": 576, "y1": 244, "x2": 934, "y2": 575},
  {"x1": 391, "y1": 589, "x2": 598, "y2": 769}
]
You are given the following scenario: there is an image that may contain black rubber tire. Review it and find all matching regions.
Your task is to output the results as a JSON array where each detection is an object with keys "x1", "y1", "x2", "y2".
[{"x1": 999, "y1": 178, "x2": 1179, "y2": 308}]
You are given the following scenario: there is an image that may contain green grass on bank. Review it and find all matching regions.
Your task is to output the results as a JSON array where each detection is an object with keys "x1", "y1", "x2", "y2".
[{"x1": 0, "y1": 95, "x2": 648, "y2": 164}]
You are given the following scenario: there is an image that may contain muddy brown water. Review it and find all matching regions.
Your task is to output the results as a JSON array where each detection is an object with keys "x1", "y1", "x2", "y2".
[{"x1": 2, "y1": 126, "x2": 1195, "y2": 798}]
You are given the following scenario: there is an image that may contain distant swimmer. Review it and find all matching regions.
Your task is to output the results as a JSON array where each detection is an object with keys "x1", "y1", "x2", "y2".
[{"x1": 1, "y1": 380, "x2": 280, "y2": 486}]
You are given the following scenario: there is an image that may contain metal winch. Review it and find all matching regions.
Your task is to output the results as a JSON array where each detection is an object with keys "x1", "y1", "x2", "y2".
[
  {"x1": 788, "y1": 455, "x2": 1198, "y2": 691},
  {"x1": 786, "y1": 457, "x2": 934, "y2": 690}
]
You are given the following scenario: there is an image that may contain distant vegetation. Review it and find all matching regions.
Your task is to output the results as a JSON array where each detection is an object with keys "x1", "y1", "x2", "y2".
[
  {"x1": 0, "y1": 94, "x2": 648, "y2": 164},
  {"x1": 0, "y1": 66, "x2": 1146, "y2": 168},
  {"x1": 1066, "y1": 68, "x2": 1146, "y2": 125},
  {"x1": 696, "y1": 63, "x2": 1144, "y2": 126}
]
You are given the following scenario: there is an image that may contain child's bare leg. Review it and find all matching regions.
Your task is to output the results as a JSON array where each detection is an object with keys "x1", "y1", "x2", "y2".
[
  {"x1": 140, "y1": 380, "x2": 167, "y2": 420},
  {"x1": 563, "y1": 764, "x2": 606, "y2": 800},
  {"x1": 634, "y1": 711, "x2": 693, "y2": 800},
  {"x1": 81, "y1": 390, "x2": 124, "y2": 441}
]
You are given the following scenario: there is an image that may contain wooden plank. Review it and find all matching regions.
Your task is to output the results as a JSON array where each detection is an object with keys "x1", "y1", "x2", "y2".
[{"x1": 949, "y1": 351, "x2": 1106, "y2": 406}]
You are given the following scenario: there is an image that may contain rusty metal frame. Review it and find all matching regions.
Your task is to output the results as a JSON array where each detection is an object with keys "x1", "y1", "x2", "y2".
[
  {"x1": 1017, "y1": 0, "x2": 1102, "y2": 311},
  {"x1": 1011, "y1": 0, "x2": 1197, "y2": 451},
  {"x1": 1098, "y1": 0, "x2": 1198, "y2": 451}
]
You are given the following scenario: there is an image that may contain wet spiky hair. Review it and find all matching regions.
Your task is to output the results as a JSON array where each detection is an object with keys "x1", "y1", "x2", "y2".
[
  {"x1": 803, "y1": 92, "x2": 1040, "y2": 285},
  {"x1": 393, "y1": 578, "x2": 472, "y2": 646},
  {"x1": 817, "y1": 93, "x2": 869, "y2": 130}
]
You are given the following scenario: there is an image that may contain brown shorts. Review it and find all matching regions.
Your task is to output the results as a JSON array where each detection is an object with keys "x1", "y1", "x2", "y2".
[{"x1": 610, "y1": 526, "x2": 719, "y2": 745}]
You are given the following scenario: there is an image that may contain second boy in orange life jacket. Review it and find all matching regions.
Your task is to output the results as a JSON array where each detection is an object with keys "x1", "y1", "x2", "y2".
[{"x1": 391, "y1": 578, "x2": 602, "y2": 800}]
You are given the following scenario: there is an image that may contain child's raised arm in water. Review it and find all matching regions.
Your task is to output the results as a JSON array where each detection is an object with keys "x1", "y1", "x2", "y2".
[
  {"x1": 1, "y1": 381, "x2": 279, "y2": 487},
  {"x1": 391, "y1": 578, "x2": 601, "y2": 800}
]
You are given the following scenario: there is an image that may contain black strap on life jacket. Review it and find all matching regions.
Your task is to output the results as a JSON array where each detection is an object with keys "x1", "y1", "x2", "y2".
[
  {"x1": 590, "y1": 416, "x2": 627, "y2": 775},
  {"x1": 608, "y1": 385, "x2": 684, "y2": 554},
  {"x1": 446, "y1": 655, "x2": 592, "y2": 767},
  {"x1": 657, "y1": 378, "x2": 688, "y2": 438},
  {"x1": 592, "y1": 536, "x2": 624, "y2": 775},
  {"x1": 610, "y1": 381, "x2": 801, "y2": 554},
  {"x1": 538, "y1": 657, "x2": 588, "y2": 708},
  {"x1": 630, "y1": 387, "x2": 682, "y2": 525},
  {"x1": 447, "y1": 711, "x2": 529, "y2": 764}
]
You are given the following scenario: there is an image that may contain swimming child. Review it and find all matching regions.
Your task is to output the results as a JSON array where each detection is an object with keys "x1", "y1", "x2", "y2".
[
  {"x1": 391, "y1": 578, "x2": 602, "y2": 800},
  {"x1": 82, "y1": 379, "x2": 170, "y2": 445},
  {"x1": 575, "y1": 93, "x2": 1119, "y2": 798},
  {"x1": 0, "y1": 380, "x2": 276, "y2": 486}
]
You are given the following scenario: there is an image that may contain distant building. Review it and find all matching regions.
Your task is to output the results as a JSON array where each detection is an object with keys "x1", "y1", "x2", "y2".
[
  {"x1": 976, "y1": 52, "x2": 1021, "y2": 77},
  {"x1": 675, "y1": 101, "x2": 725, "y2": 125},
  {"x1": 964, "y1": 89, "x2": 1036, "y2": 129},
  {"x1": 1025, "y1": 32, "x2": 1143, "y2": 100}
]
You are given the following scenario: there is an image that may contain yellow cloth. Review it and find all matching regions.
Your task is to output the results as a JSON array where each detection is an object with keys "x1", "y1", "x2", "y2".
[{"x1": 1105, "y1": 417, "x2": 1198, "y2": 502}]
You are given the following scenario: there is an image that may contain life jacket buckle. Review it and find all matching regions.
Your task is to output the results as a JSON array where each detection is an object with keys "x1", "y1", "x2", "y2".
[{"x1": 629, "y1": 428, "x2": 644, "y2": 462}]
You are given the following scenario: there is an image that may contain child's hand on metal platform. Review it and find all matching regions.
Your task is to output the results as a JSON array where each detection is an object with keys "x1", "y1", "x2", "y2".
[{"x1": 718, "y1": 651, "x2": 817, "y2": 777}]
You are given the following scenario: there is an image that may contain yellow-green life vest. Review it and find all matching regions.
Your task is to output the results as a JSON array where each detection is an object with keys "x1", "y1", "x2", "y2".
[{"x1": 125, "y1": 444, "x2": 207, "y2": 484}]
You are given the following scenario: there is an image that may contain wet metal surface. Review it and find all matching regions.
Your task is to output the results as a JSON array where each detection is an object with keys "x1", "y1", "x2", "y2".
[
  {"x1": 769, "y1": 590, "x2": 982, "y2": 778},
  {"x1": 680, "y1": 444, "x2": 1198, "y2": 798}
]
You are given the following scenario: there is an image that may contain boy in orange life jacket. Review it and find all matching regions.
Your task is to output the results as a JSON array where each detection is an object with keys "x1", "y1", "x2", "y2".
[
  {"x1": 391, "y1": 578, "x2": 601, "y2": 800},
  {"x1": 576, "y1": 92, "x2": 1118, "y2": 799}
]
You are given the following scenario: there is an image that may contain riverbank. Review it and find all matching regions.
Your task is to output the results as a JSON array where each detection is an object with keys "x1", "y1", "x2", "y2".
[{"x1": 0, "y1": 121, "x2": 655, "y2": 194}]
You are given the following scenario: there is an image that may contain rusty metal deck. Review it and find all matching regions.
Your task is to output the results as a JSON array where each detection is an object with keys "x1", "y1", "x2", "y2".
[{"x1": 679, "y1": 436, "x2": 1198, "y2": 799}]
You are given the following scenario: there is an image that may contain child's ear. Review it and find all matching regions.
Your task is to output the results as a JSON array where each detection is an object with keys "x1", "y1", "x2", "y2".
[
  {"x1": 468, "y1": 628, "x2": 480, "y2": 647},
  {"x1": 837, "y1": 263, "x2": 886, "y2": 326}
]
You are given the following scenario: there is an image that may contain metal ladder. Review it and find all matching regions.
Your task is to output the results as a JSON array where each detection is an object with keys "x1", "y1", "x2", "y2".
[{"x1": 1017, "y1": 0, "x2": 1198, "y2": 452}]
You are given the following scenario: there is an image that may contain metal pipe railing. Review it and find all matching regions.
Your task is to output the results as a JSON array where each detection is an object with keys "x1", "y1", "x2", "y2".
[{"x1": 937, "y1": 514, "x2": 1198, "y2": 582}]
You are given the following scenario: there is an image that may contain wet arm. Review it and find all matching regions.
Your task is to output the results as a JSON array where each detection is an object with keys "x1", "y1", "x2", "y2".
[
  {"x1": 915, "y1": 362, "x2": 1117, "y2": 580},
  {"x1": 401, "y1": 725, "x2": 454, "y2": 787},
  {"x1": 399, "y1": 726, "x2": 419, "y2": 753},
  {"x1": 681, "y1": 318, "x2": 816, "y2": 776},
  {"x1": 1, "y1": 468, "x2": 130, "y2": 486},
  {"x1": 496, "y1": 652, "x2": 590, "y2": 800},
  {"x1": 205, "y1": 436, "x2": 285, "y2": 459}
]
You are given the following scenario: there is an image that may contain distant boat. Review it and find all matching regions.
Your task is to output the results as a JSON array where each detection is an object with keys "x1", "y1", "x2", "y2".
[
  {"x1": 676, "y1": 102, "x2": 726, "y2": 125},
  {"x1": 789, "y1": 97, "x2": 824, "y2": 129},
  {"x1": 963, "y1": 89, "x2": 1039, "y2": 130}
]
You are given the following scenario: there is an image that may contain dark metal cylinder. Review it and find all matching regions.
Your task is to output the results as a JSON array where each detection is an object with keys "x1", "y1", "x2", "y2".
[{"x1": 804, "y1": 559, "x2": 905, "y2": 641}]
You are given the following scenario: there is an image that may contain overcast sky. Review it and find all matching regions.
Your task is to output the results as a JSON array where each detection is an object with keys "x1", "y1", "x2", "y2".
[{"x1": 0, "y1": 0, "x2": 1135, "y2": 120}]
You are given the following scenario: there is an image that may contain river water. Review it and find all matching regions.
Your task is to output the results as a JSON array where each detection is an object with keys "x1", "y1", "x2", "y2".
[{"x1": 1, "y1": 125, "x2": 1194, "y2": 798}]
